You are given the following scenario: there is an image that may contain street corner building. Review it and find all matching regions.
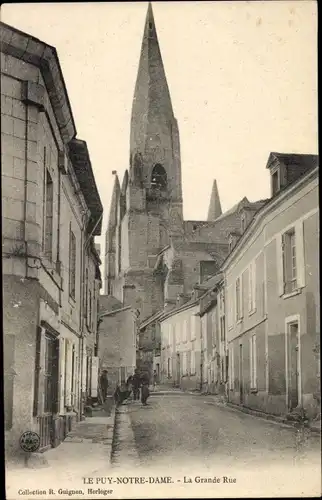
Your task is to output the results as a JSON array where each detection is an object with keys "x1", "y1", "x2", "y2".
[{"x1": 1, "y1": 23, "x2": 103, "y2": 460}]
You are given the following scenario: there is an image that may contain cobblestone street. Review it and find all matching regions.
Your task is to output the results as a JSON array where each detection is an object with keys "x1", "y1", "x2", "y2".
[{"x1": 111, "y1": 391, "x2": 321, "y2": 497}]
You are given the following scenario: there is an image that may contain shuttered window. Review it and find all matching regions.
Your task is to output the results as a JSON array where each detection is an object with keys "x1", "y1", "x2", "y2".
[{"x1": 69, "y1": 226, "x2": 76, "y2": 299}]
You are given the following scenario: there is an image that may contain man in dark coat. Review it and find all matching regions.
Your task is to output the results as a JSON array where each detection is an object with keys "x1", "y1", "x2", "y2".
[
  {"x1": 132, "y1": 369, "x2": 141, "y2": 401},
  {"x1": 140, "y1": 371, "x2": 150, "y2": 406},
  {"x1": 100, "y1": 370, "x2": 109, "y2": 402}
]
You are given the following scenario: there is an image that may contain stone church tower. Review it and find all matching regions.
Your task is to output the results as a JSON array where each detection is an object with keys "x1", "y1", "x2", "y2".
[{"x1": 105, "y1": 3, "x2": 183, "y2": 321}]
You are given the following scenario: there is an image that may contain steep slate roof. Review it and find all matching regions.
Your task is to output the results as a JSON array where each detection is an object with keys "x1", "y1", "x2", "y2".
[
  {"x1": 68, "y1": 139, "x2": 103, "y2": 235},
  {"x1": 266, "y1": 152, "x2": 319, "y2": 170}
]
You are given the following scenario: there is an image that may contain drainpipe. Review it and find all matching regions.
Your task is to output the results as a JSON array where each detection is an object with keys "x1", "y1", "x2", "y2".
[
  {"x1": 57, "y1": 164, "x2": 62, "y2": 307},
  {"x1": 200, "y1": 315, "x2": 203, "y2": 393},
  {"x1": 79, "y1": 211, "x2": 89, "y2": 420},
  {"x1": 23, "y1": 104, "x2": 29, "y2": 278}
]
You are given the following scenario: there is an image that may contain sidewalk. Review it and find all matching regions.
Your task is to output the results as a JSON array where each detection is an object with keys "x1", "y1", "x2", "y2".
[
  {"x1": 6, "y1": 398, "x2": 116, "y2": 498},
  {"x1": 198, "y1": 392, "x2": 321, "y2": 435}
]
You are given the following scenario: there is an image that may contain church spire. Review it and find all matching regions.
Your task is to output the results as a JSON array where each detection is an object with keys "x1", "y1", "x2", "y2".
[
  {"x1": 130, "y1": 2, "x2": 174, "y2": 154},
  {"x1": 207, "y1": 179, "x2": 222, "y2": 220},
  {"x1": 107, "y1": 172, "x2": 120, "y2": 232}
]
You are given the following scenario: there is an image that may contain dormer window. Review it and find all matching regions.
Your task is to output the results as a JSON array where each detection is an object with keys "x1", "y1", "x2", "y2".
[
  {"x1": 149, "y1": 22, "x2": 153, "y2": 30},
  {"x1": 270, "y1": 162, "x2": 287, "y2": 197},
  {"x1": 272, "y1": 170, "x2": 279, "y2": 196}
]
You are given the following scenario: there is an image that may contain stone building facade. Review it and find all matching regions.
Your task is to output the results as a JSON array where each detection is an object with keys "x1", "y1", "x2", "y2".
[
  {"x1": 97, "y1": 298, "x2": 138, "y2": 394},
  {"x1": 1, "y1": 22, "x2": 103, "y2": 460},
  {"x1": 222, "y1": 153, "x2": 319, "y2": 419}
]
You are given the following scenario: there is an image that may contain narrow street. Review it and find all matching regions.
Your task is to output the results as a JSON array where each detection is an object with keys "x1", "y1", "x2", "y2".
[{"x1": 111, "y1": 390, "x2": 321, "y2": 497}]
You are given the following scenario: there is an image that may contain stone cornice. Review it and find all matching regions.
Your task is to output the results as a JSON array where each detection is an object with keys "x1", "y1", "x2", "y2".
[{"x1": 0, "y1": 22, "x2": 76, "y2": 144}]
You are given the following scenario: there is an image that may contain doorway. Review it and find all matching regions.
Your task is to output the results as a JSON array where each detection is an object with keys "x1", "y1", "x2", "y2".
[
  {"x1": 287, "y1": 321, "x2": 300, "y2": 411},
  {"x1": 176, "y1": 353, "x2": 181, "y2": 386},
  {"x1": 239, "y1": 343, "x2": 244, "y2": 404}
]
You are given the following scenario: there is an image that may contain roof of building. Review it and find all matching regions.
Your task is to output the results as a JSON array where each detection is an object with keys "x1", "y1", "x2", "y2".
[
  {"x1": 0, "y1": 22, "x2": 76, "y2": 143},
  {"x1": 195, "y1": 272, "x2": 224, "y2": 291},
  {"x1": 99, "y1": 305, "x2": 133, "y2": 319},
  {"x1": 266, "y1": 152, "x2": 319, "y2": 170},
  {"x1": 1, "y1": 23, "x2": 103, "y2": 235},
  {"x1": 222, "y1": 159, "x2": 319, "y2": 269},
  {"x1": 68, "y1": 139, "x2": 103, "y2": 236},
  {"x1": 99, "y1": 295, "x2": 122, "y2": 314}
]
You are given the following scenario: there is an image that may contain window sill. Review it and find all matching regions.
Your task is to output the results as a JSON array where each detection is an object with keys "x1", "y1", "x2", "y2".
[
  {"x1": 282, "y1": 288, "x2": 302, "y2": 299},
  {"x1": 249, "y1": 308, "x2": 257, "y2": 317},
  {"x1": 250, "y1": 388, "x2": 258, "y2": 394}
]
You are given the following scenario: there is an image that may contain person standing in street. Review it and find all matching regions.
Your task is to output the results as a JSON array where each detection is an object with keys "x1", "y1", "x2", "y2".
[
  {"x1": 140, "y1": 371, "x2": 150, "y2": 405},
  {"x1": 100, "y1": 370, "x2": 109, "y2": 402},
  {"x1": 132, "y1": 369, "x2": 141, "y2": 401},
  {"x1": 153, "y1": 369, "x2": 158, "y2": 391}
]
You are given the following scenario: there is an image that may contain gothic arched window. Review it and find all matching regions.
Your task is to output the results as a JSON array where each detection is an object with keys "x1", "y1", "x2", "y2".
[{"x1": 151, "y1": 164, "x2": 167, "y2": 190}]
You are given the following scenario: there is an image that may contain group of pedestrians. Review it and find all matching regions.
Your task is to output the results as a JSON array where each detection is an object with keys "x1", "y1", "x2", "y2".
[
  {"x1": 100, "y1": 368, "x2": 159, "y2": 406},
  {"x1": 126, "y1": 369, "x2": 150, "y2": 405}
]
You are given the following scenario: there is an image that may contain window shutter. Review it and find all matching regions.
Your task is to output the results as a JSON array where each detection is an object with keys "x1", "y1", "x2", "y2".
[
  {"x1": 249, "y1": 336, "x2": 253, "y2": 387},
  {"x1": 276, "y1": 234, "x2": 284, "y2": 296},
  {"x1": 295, "y1": 220, "x2": 305, "y2": 288},
  {"x1": 239, "y1": 274, "x2": 243, "y2": 318},
  {"x1": 227, "y1": 285, "x2": 232, "y2": 329},
  {"x1": 248, "y1": 265, "x2": 252, "y2": 312},
  {"x1": 253, "y1": 260, "x2": 257, "y2": 309}
]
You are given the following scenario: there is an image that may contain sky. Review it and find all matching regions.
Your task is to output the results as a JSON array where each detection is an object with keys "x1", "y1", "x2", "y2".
[{"x1": 2, "y1": 1, "x2": 318, "y2": 267}]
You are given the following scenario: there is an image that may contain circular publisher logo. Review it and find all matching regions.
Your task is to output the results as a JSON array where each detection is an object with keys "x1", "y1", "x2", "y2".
[{"x1": 19, "y1": 431, "x2": 40, "y2": 453}]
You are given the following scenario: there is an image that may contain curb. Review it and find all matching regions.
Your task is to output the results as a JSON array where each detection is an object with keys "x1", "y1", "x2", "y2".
[
  {"x1": 111, "y1": 404, "x2": 140, "y2": 468},
  {"x1": 202, "y1": 396, "x2": 321, "y2": 435},
  {"x1": 108, "y1": 403, "x2": 116, "y2": 464},
  {"x1": 226, "y1": 402, "x2": 321, "y2": 435}
]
